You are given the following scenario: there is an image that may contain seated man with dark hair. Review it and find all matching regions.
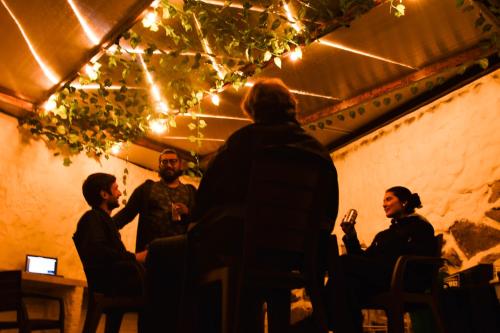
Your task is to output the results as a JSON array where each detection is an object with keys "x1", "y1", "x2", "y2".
[{"x1": 73, "y1": 172, "x2": 147, "y2": 297}]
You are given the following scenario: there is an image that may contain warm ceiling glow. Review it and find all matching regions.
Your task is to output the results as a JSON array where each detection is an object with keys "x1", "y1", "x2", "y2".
[
  {"x1": 43, "y1": 95, "x2": 57, "y2": 111},
  {"x1": 193, "y1": 14, "x2": 226, "y2": 79},
  {"x1": 1, "y1": 0, "x2": 60, "y2": 84},
  {"x1": 211, "y1": 94, "x2": 220, "y2": 106},
  {"x1": 283, "y1": 2, "x2": 302, "y2": 32},
  {"x1": 142, "y1": 11, "x2": 158, "y2": 30},
  {"x1": 107, "y1": 44, "x2": 118, "y2": 54},
  {"x1": 149, "y1": 119, "x2": 168, "y2": 134},
  {"x1": 84, "y1": 62, "x2": 101, "y2": 81},
  {"x1": 289, "y1": 47, "x2": 303, "y2": 61},
  {"x1": 150, "y1": 0, "x2": 160, "y2": 8},
  {"x1": 110, "y1": 142, "x2": 122, "y2": 155},
  {"x1": 67, "y1": 0, "x2": 100, "y2": 45},
  {"x1": 317, "y1": 39, "x2": 417, "y2": 70},
  {"x1": 244, "y1": 82, "x2": 340, "y2": 101},
  {"x1": 181, "y1": 113, "x2": 252, "y2": 122}
]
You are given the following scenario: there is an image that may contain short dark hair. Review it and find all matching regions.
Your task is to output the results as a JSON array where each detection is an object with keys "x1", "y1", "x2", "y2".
[
  {"x1": 386, "y1": 186, "x2": 422, "y2": 214},
  {"x1": 241, "y1": 78, "x2": 297, "y2": 123},
  {"x1": 159, "y1": 148, "x2": 179, "y2": 162},
  {"x1": 82, "y1": 173, "x2": 116, "y2": 208}
]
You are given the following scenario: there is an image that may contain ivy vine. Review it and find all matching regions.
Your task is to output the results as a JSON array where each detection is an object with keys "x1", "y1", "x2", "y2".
[{"x1": 19, "y1": 0, "x2": 402, "y2": 166}]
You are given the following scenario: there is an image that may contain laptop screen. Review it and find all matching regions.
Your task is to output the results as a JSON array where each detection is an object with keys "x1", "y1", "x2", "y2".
[{"x1": 25, "y1": 255, "x2": 57, "y2": 275}]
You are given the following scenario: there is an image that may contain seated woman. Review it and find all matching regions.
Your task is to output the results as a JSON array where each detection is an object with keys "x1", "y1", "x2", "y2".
[{"x1": 326, "y1": 186, "x2": 435, "y2": 333}]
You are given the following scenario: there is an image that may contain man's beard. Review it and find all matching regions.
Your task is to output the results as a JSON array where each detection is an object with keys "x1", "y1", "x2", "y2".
[
  {"x1": 159, "y1": 168, "x2": 182, "y2": 183},
  {"x1": 107, "y1": 198, "x2": 119, "y2": 211}
]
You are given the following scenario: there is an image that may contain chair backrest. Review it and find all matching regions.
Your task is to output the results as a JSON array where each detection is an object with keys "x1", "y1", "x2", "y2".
[
  {"x1": 435, "y1": 234, "x2": 444, "y2": 257},
  {"x1": 242, "y1": 147, "x2": 332, "y2": 274},
  {"x1": 0, "y1": 270, "x2": 22, "y2": 311}
]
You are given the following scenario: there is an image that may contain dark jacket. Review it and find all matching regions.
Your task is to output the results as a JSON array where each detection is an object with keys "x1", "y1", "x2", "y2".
[
  {"x1": 113, "y1": 180, "x2": 196, "y2": 252},
  {"x1": 343, "y1": 213, "x2": 436, "y2": 266},
  {"x1": 191, "y1": 121, "x2": 339, "y2": 222},
  {"x1": 73, "y1": 208, "x2": 138, "y2": 293}
]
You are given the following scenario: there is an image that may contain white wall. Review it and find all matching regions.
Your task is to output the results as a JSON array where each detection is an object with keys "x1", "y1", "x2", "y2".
[
  {"x1": 331, "y1": 69, "x2": 500, "y2": 271},
  {"x1": 0, "y1": 112, "x2": 157, "y2": 332}
]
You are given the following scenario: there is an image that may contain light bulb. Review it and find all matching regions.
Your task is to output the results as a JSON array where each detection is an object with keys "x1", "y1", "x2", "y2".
[
  {"x1": 211, "y1": 94, "x2": 220, "y2": 106},
  {"x1": 149, "y1": 119, "x2": 168, "y2": 134},
  {"x1": 110, "y1": 142, "x2": 122, "y2": 155},
  {"x1": 142, "y1": 12, "x2": 157, "y2": 28},
  {"x1": 290, "y1": 48, "x2": 302, "y2": 61},
  {"x1": 43, "y1": 95, "x2": 57, "y2": 111}
]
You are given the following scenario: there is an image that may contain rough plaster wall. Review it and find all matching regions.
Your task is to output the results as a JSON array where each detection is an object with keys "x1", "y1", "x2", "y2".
[
  {"x1": 331, "y1": 69, "x2": 500, "y2": 272},
  {"x1": 0, "y1": 112, "x2": 156, "y2": 332}
]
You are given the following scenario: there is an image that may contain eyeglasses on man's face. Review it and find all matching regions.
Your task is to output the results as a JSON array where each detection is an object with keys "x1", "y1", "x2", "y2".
[{"x1": 160, "y1": 158, "x2": 179, "y2": 166}]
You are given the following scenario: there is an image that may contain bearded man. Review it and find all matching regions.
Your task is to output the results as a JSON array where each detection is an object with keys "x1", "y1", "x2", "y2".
[{"x1": 113, "y1": 148, "x2": 196, "y2": 252}]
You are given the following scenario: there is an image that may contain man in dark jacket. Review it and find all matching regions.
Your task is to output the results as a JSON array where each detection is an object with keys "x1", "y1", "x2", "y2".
[
  {"x1": 73, "y1": 173, "x2": 146, "y2": 296},
  {"x1": 113, "y1": 149, "x2": 196, "y2": 252}
]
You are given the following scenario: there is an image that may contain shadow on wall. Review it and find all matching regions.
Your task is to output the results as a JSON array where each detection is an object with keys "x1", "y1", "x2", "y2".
[{"x1": 443, "y1": 179, "x2": 500, "y2": 271}]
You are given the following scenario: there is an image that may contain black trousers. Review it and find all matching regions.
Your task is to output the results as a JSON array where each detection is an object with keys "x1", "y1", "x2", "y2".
[{"x1": 325, "y1": 254, "x2": 392, "y2": 333}]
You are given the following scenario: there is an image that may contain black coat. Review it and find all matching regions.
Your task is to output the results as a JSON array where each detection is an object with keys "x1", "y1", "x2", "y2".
[{"x1": 73, "y1": 208, "x2": 140, "y2": 294}]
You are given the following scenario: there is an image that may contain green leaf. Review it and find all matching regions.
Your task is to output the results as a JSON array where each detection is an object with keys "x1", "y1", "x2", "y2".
[
  {"x1": 475, "y1": 16, "x2": 485, "y2": 28},
  {"x1": 271, "y1": 19, "x2": 281, "y2": 30},
  {"x1": 63, "y1": 157, "x2": 72, "y2": 166},
  {"x1": 188, "y1": 122, "x2": 196, "y2": 131},
  {"x1": 483, "y1": 24, "x2": 493, "y2": 33},
  {"x1": 456, "y1": 0, "x2": 465, "y2": 7},
  {"x1": 395, "y1": 93, "x2": 403, "y2": 101},
  {"x1": 349, "y1": 110, "x2": 356, "y2": 119},
  {"x1": 273, "y1": 57, "x2": 282, "y2": 68},
  {"x1": 410, "y1": 85, "x2": 419, "y2": 95},
  {"x1": 199, "y1": 120, "x2": 207, "y2": 128},
  {"x1": 477, "y1": 58, "x2": 489, "y2": 69},
  {"x1": 263, "y1": 51, "x2": 272, "y2": 62},
  {"x1": 383, "y1": 97, "x2": 391, "y2": 105},
  {"x1": 308, "y1": 124, "x2": 316, "y2": 131},
  {"x1": 373, "y1": 100, "x2": 381, "y2": 107},
  {"x1": 358, "y1": 107, "x2": 366, "y2": 115},
  {"x1": 337, "y1": 114, "x2": 345, "y2": 121},
  {"x1": 318, "y1": 122, "x2": 325, "y2": 129}
]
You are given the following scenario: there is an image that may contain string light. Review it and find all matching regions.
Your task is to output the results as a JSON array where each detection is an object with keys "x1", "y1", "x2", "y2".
[
  {"x1": 211, "y1": 94, "x2": 220, "y2": 106},
  {"x1": 193, "y1": 14, "x2": 226, "y2": 79},
  {"x1": 289, "y1": 47, "x2": 303, "y2": 61},
  {"x1": 67, "y1": 0, "x2": 100, "y2": 45},
  {"x1": 138, "y1": 54, "x2": 169, "y2": 114},
  {"x1": 283, "y1": 2, "x2": 302, "y2": 32},
  {"x1": 142, "y1": 12, "x2": 159, "y2": 31},
  {"x1": 110, "y1": 142, "x2": 122, "y2": 155},
  {"x1": 149, "y1": 119, "x2": 168, "y2": 134},
  {"x1": 43, "y1": 95, "x2": 57, "y2": 112},
  {"x1": 84, "y1": 62, "x2": 101, "y2": 81},
  {"x1": 1, "y1": 0, "x2": 60, "y2": 84}
]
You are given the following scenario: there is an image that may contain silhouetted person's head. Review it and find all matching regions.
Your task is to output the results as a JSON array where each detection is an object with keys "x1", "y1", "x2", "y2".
[
  {"x1": 82, "y1": 173, "x2": 121, "y2": 213},
  {"x1": 241, "y1": 78, "x2": 298, "y2": 124}
]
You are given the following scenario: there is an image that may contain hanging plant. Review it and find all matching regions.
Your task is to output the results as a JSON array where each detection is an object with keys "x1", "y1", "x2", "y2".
[{"x1": 18, "y1": 0, "x2": 382, "y2": 165}]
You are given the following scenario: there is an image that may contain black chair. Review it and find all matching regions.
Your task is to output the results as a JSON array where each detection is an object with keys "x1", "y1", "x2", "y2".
[
  {"x1": 0, "y1": 270, "x2": 64, "y2": 333},
  {"x1": 187, "y1": 147, "x2": 334, "y2": 333},
  {"x1": 328, "y1": 234, "x2": 447, "y2": 333},
  {"x1": 72, "y1": 236, "x2": 144, "y2": 333}
]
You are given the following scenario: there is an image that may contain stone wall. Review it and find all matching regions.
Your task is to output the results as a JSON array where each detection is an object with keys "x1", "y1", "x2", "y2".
[
  {"x1": 331, "y1": 69, "x2": 500, "y2": 273},
  {"x1": 0, "y1": 112, "x2": 156, "y2": 332}
]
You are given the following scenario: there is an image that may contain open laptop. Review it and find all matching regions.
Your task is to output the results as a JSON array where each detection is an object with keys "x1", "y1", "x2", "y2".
[{"x1": 25, "y1": 255, "x2": 58, "y2": 276}]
